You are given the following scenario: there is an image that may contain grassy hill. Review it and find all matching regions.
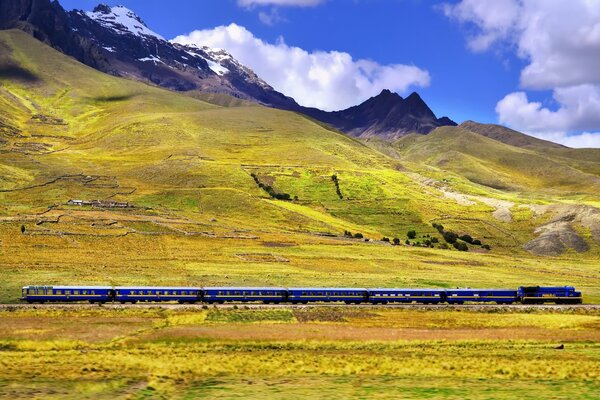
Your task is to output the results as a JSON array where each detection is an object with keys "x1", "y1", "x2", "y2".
[{"x1": 0, "y1": 29, "x2": 599, "y2": 303}]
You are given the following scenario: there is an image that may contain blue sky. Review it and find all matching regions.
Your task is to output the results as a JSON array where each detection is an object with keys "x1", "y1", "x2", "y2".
[{"x1": 60, "y1": 0, "x2": 600, "y2": 147}]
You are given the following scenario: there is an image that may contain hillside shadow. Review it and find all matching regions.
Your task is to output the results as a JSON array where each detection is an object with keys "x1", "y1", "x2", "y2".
[
  {"x1": 93, "y1": 94, "x2": 137, "y2": 102},
  {"x1": 0, "y1": 64, "x2": 40, "y2": 82}
]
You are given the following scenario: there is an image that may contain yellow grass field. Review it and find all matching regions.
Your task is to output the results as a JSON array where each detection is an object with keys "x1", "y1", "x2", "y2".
[{"x1": 0, "y1": 306, "x2": 599, "y2": 399}]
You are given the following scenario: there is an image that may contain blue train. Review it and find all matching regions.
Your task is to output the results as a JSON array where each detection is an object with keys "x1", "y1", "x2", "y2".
[{"x1": 21, "y1": 285, "x2": 583, "y2": 304}]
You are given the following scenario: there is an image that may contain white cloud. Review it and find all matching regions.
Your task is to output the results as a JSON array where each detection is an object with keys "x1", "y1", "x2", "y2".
[
  {"x1": 172, "y1": 24, "x2": 430, "y2": 110},
  {"x1": 238, "y1": 0, "x2": 324, "y2": 7},
  {"x1": 258, "y1": 8, "x2": 286, "y2": 26},
  {"x1": 443, "y1": 0, "x2": 600, "y2": 148}
]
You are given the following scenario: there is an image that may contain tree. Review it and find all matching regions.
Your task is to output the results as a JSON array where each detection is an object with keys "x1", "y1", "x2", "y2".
[
  {"x1": 344, "y1": 230, "x2": 352, "y2": 237},
  {"x1": 472, "y1": 239, "x2": 482, "y2": 246},
  {"x1": 381, "y1": 237, "x2": 390, "y2": 242},
  {"x1": 354, "y1": 233, "x2": 364, "y2": 239},
  {"x1": 482, "y1": 244, "x2": 491, "y2": 250},
  {"x1": 20, "y1": 225, "x2": 25, "y2": 234},
  {"x1": 432, "y1": 223, "x2": 444, "y2": 233},
  {"x1": 407, "y1": 230, "x2": 417, "y2": 239},
  {"x1": 459, "y1": 234, "x2": 474, "y2": 244},
  {"x1": 443, "y1": 231, "x2": 458, "y2": 244},
  {"x1": 431, "y1": 237, "x2": 439, "y2": 244},
  {"x1": 405, "y1": 239, "x2": 410, "y2": 245},
  {"x1": 393, "y1": 238, "x2": 400, "y2": 245},
  {"x1": 453, "y1": 241, "x2": 468, "y2": 251}
]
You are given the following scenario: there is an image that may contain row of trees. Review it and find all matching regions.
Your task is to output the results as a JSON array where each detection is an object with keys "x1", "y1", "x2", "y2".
[
  {"x1": 432, "y1": 223, "x2": 491, "y2": 251},
  {"x1": 250, "y1": 173, "x2": 296, "y2": 201},
  {"x1": 331, "y1": 174, "x2": 343, "y2": 199}
]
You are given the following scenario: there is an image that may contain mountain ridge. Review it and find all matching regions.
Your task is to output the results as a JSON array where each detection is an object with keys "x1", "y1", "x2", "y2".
[{"x1": 0, "y1": 0, "x2": 456, "y2": 139}]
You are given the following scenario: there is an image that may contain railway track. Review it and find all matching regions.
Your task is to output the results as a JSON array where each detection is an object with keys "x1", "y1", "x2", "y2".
[{"x1": 1, "y1": 303, "x2": 598, "y2": 311}]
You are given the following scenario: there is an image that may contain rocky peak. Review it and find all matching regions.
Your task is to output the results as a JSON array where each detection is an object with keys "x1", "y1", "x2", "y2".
[
  {"x1": 92, "y1": 4, "x2": 112, "y2": 14},
  {"x1": 84, "y1": 4, "x2": 164, "y2": 41}
]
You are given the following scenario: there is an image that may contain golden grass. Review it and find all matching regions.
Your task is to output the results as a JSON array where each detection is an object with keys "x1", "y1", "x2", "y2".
[{"x1": 0, "y1": 307, "x2": 599, "y2": 398}]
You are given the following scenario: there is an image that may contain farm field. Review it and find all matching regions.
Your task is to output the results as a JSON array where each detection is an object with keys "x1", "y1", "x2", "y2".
[{"x1": 0, "y1": 306, "x2": 599, "y2": 399}]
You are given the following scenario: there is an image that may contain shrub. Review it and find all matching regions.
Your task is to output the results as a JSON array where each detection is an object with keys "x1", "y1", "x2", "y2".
[
  {"x1": 432, "y1": 223, "x2": 444, "y2": 233},
  {"x1": 407, "y1": 230, "x2": 417, "y2": 239},
  {"x1": 459, "y1": 234, "x2": 474, "y2": 244},
  {"x1": 393, "y1": 238, "x2": 400, "y2": 245},
  {"x1": 344, "y1": 230, "x2": 352, "y2": 237},
  {"x1": 20, "y1": 225, "x2": 25, "y2": 234},
  {"x1": 482, "y1": 244, "x2": 491, "y2": 250},
  {"x1": 472, "y1": 239, "x2": 482, "y2": 246},
  {"x1": 405, "y1": 239, "x2": 410, "y2": 245},
  {"x1": 354, "y1": 233, "x2": 364, "y2": 239},
  {"x1": 381, "y1": 237, "x2": 390, "y2": 242},
  {"x1": 453, "y1": 241, "x2": 469, "y2": 251},
  {"x1": 443, "y1": 231, "x2": 458, "y2": 244},
  {"x1": 439, "y1": 243, "x2": 449, "y2": 249},
  {"x1": 431, "y1": 237, "x2": 439, "y2": 243},
  {"x1": 424, "y1": 239, "x2": 431, "y2": 247}
]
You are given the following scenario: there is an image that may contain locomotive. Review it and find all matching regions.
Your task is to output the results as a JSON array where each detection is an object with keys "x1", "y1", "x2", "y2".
[{"x1": 21, "y1": 285, "x2": 583, "y2": 304}]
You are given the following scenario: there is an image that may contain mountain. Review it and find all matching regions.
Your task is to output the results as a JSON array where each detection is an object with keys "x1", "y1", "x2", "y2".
[
  {"x1": 0, "y1": 0, "x2": 454, "y2": 139},
  {"x1": 301, "y1": 90, "x2": 456, "y2": 140},
  {"x1": 459, "y1": 121, "x2": 565, "y2": 151},
  {"x1": 393, "y1": 126, "x2": 600, "y2": 193}
]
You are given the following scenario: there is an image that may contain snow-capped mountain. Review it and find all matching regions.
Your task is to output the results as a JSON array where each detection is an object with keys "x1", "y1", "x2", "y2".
[
  {"x1": 84, "y1": 4, "x2": 164, "y2": 41},
  {"x1": 0, "y1": 0, "x2": 455, "y2": 138}
]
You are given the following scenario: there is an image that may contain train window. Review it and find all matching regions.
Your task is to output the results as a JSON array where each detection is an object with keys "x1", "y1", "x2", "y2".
[
  {"x1": 74, "y1": 291, "x2": 80, "y2": 295},
  {"x1": 91, "y1": 291, "x2": 95, "y2": 295}
]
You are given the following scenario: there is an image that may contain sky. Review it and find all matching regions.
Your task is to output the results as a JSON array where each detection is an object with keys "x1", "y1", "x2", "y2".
[{"x1": 59, "y1": 0, "x2": 600, "y2": 148}]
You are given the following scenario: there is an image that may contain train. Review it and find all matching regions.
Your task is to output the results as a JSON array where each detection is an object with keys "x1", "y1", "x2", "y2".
[{"x1": 21, "y1": 285, "x2": 583, "y2": 305}]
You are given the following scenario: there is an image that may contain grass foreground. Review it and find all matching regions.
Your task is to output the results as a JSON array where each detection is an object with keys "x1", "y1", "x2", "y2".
[{"x1": 0, "y1": 306, "x2": 599, "y2": 399}]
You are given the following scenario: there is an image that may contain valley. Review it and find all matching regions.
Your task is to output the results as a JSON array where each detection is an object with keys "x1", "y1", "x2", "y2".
[{"x1": 0, "y1": 29, "x2": 599, "y2": 306}]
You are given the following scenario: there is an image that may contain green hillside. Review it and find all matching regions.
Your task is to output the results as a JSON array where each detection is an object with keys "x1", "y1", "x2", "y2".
[{"x1": 0, "y1": 29, "x2": 599, "y2": 302}]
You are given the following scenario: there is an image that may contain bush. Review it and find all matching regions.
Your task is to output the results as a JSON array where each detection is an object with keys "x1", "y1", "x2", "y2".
[
  {"x1": 482, "y1": 244, "x2": 491, "y2": 250},
  {"x1": 407, "y1": 230, "x2": 417, "y2": 239},
  {"x1": 424, "y1": 239, "x2": 431, "y2": 247},
  {"x1": 405, "y1": 239, "x2": 410, "y2": 245},
  {"x1": 393, "y1": 238, "x2": 400, "y2": 245},
  {"x1": 20, "y1": 225, "x2": 25, "y2": 234},
  {"x1": 439, "y1": 243, "x2": 449, "y2": 249},
  {"x1": 459, "y1": 234, "x2": 474, "y2": 244},
  {"x1": 443, "y1": 231, "x2": 458, "y2": 244},
  {"x1": 354, "y1": 233, "x2": 364, "y2": 239},
  {"x1": 344, "y1": 230, "x2": 352, "y2": 237},
  {"x1": 453, "y1": 241, "x2": 469, "y2": 251},
  {"x1": 381, "y1": 237, "x2": 390, "y2": 242},
  {"x1": 472, "y1": 239, "x2": 482, "y2": 246},
  {"x1": 432, "y1": 223, "x2": 444, "y2": 233},
  {"x1": 431, "y1": 237, "x2": 439, "y2": 243}
]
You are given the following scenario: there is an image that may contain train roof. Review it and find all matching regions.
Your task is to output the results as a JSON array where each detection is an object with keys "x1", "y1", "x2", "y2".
[
  {"x1": 368, "y1": 288, "x2": 446, "y2": 291},
  {"x1": 445, "y1": 288, "x2": 517, "y2": 291},
  {"x1": 287, "y1": 287, "x2": 368, "y2": 291},
  {"x1": 203, "y1": 287, "x2": 287, "y2": 291},
  {"x1": 23, "y1": 285, "x2": 113, "y2": 289},
  {"x1": 115, "y1": 286, "x2": 201, "y2": 290}
]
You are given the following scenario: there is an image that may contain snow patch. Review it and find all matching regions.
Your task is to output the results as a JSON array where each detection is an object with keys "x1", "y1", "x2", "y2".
[
  {"x1": 86, "y1": 5, "x2": 164, "y2": 41},
  {"x1": 138, "y1": 55, "x2": 163, "y2": 64},
  {"x1": 102, "y1": 46, "x2": 116, "y2": 53}
]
